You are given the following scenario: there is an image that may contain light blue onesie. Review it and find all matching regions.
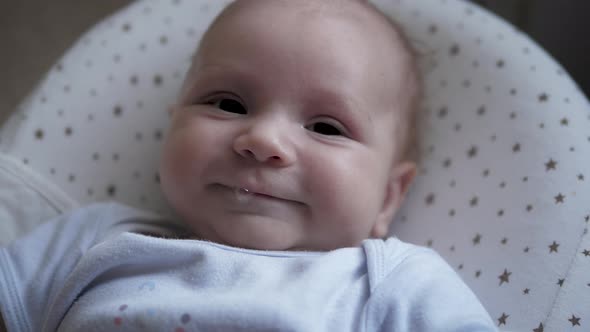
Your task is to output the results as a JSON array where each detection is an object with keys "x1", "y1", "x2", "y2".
[{"x1": 0, "y1": 203, "x2": 496, "y2": 331}]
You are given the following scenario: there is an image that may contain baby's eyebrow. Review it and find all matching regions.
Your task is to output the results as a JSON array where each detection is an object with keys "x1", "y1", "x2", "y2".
[
  {"x1": 194, "y1": 62, "x2": 260, "y2": 85},
  {"x1": 181, "y1": 63, "x2": 260, "y2": 102}
]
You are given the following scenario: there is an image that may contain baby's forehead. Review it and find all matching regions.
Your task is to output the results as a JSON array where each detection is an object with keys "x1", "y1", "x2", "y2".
[
  {"x1": 191, "y1": 0, "x2": 416, "y2": 109},
  {"x1": 198, "y1": 0, "x2": 413, "y2": 79}
]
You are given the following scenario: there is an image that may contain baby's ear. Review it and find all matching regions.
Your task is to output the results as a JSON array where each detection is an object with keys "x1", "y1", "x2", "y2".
[{"x1": 371, "y1": 161, "x2": 417, "y2": 238}]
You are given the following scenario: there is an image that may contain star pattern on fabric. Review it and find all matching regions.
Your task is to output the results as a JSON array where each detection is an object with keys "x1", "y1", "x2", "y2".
[
  {"x1": 545, "y1": 158, "x2": 557, "y2": 171},
  {"x1": 107, "y1": 184, "x2": 117, "y2": 197},
  {"x1": 450, "y1": 43, "x2": 460, "y2": 56},
  {"x1": 443, "y1": 158, "x2": 452, "y2": 168},
  {"x1": 523, "y1": 288, "x2": 530, "y2": 295},
  {"x1": 538, "y1": 93, "x2": 549, "y2": 102},
  {"x1": 549, "y1": 241, "x2": 559, "y2": 253},
  {"x1": 469, "y1": 196, "x2": 479, "y2": 207},
  {"x1": 153, "y1": 74, "x2": 163, "y2": 86},
  {"x1": 154, "y1": 129, "x2": 163, "y2": 141},
  {"x1": 533, "y1": 323, "x2": 544, "y2": 332},
  {"x1": 428, "y1": 24, "x2": 438, "y2": 34},
  {"x1": 498, "y1": 269, "x2": 511, "y2": 285},
  {"x1": 34, "y1": 129, "x2": 44, "y2": 140},
  {"x1": 477, "y1": 105, "x2": 486, "y2": 116},
  {"x1": 512, "y1": 143, "x2": 521, "y2": 153},
  {"x1": 472, "y1": 233, "x2": 482, "y2": 245},
  {"x1": 560, "y1": 117, "x2": 569, "y2": 126},
  {"x1": 113, "y1": 105, "x2": 123, "y2": 117},
  {"x1": 583, "y1": 249, "x2": 590, "y2": 257},
  {"x1": 425, "y1": 193, "x2": 435, "y2": 205},
  {"x1": 557, "y1": 278, "x2": 565, "y2": 287},
  {"x1": 578, "y1": 174, "x2": 585, "y2": 181},
  {"x1": 568, "y1": 315, "x2": 581, "y2": 326},
  {"x1": 554, "y1": 193, "x2": 565, "y2": 204},
  {"x1": 467, "y1": 145, "x2": 478, "y2": 158},
  {"x1": 497, "y1": 313, "x2": 509, "y2": 326}
]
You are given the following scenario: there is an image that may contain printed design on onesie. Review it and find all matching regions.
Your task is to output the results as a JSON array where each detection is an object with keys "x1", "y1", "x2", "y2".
[{"x1": 112, "y1": 280, "x2": 193, "y2": 331}]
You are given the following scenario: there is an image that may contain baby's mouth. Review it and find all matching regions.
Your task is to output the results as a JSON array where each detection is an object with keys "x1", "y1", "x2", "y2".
[
  {"x1": 229, "y1": 186, "x2": 285, "y2": 202},
  {"x1": 214, "y1": 183, "x2": 302, "y2": 205},
  {"x1": 232, "y1": 187, "x2": 259, "y2": 203}
]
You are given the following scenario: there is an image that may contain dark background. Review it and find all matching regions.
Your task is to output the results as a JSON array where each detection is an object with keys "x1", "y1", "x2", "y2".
[
  {"x1": 469, "y1": 0, "x2": 589, "y2": 96},
  {"x1": 1, "y1": 0, "x2": 588, "y2": 124}
]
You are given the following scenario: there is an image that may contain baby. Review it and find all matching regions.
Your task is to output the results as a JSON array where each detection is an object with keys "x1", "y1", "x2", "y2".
[{"x1": 0, "y1": 0, "x2": 496, "y2": 331}]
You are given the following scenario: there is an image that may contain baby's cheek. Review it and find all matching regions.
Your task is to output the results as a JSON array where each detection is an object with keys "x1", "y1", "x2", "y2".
[
  {"x1": 160, "y1": 133, "x2": 206, "y2": 193},
  {"x1": 161, "y1": 138, "x2": 193, "y2": 180},
  {"x1": 305, "y1": 156, "x2": 374, "y2": 217}
]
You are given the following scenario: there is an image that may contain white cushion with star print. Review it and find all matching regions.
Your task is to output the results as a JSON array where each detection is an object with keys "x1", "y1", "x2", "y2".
[{"x1": 0, "y1": 0, "x2": 588, "y2": 330}]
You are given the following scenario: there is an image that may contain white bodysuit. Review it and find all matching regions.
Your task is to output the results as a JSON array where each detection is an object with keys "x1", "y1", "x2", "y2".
[{"x1": 0, "y1": 203, "x2": 496, "y2": 331}]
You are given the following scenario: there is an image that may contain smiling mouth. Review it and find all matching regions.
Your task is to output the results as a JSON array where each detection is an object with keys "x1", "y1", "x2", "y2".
[
  {"x1": 229, "y1": 186, "x2": 283, "y2": 202},
  {"x1": 215, "y1": 184, "x2": 302, "y2": 205}
]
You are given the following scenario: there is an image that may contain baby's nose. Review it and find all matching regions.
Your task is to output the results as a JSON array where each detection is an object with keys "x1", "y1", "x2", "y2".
[{"x1": 233, "y1": 119, "x2": 295, "y2": 166}]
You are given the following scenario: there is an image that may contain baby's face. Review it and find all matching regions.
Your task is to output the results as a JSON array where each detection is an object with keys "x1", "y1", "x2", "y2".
[{"x1": 160, "y1": 0, "x2": 416, "y2": 250}]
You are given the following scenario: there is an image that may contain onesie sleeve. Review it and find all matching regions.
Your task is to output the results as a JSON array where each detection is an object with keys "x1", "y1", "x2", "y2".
[
  {"x1": 364, "y1": 241, "x2": 497, "y2": 331},
  {"x1": 0, "y1": 203, "x2": 168, "y2": 332}
]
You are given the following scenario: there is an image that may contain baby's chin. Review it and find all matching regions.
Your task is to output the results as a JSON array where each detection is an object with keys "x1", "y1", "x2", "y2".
[
  {"x1": 182, "y1": 219, "x2": 308, "y2": 252},
  {"x1": 186, "y1": 224, "x2": 361, "y2": 252}
]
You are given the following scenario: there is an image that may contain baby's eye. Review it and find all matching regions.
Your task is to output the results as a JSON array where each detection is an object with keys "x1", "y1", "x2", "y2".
[
  {"x1": 305, "y1": 121, "x2": 344, "y2": 136},
  {"x1": 208, "y1": 98, "x2": 247, "y2": 114}
]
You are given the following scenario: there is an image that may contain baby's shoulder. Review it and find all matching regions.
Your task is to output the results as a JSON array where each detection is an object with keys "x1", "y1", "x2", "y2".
[
  {"x1": 363, "y1": 237, "x2": 454, "y2": 289},
  {"x1": 363, "y1": 237, "x2": 441, "y2": 268}
]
